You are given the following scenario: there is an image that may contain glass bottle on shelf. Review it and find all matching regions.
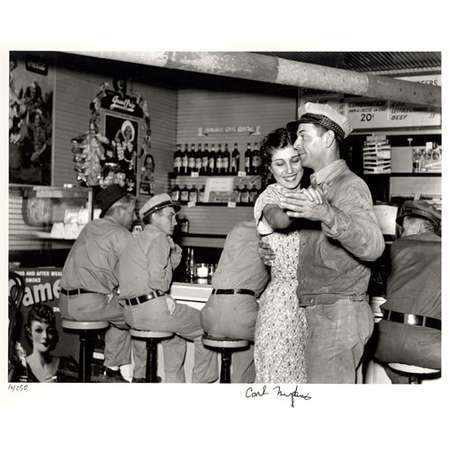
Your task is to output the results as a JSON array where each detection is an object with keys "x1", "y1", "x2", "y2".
[
  {"x1": 188, "y1": 144, "x2": 196, "y2": 175},
  {"x1": 222, "y1": 143, "x2": 230, "y2": 174},
  {"x1": 180, "y1": 185, "x2": 189, "y2": 203},
  {"x1": 179, "y1": 216, "x2": 189, "y2": 233},
  {"x1": 201, "y1": 143, "x2": 209, "y2": 175},
  {"x1": 187, "y1": 248, "x2": 195, "y2": 281},
  {"x1": 208, "y1": 144, "x2": 216, "y2": 175},
  {"x1": 240, "y1": 184, "x2": 250, "y2": 204},
  {"x1": 245, "y1": 143, "x2": 252, "y2": 175},
  {"x1": 173, "y1": 144, "x2": 182, "y2": 174},
  {"x1": 249, "y1": 185, "x2": 259, "y2": 204},
  {"x1": 198, "y1": 184, "x2": 206, "y2": 203},
  {"x1": 231, "y1": 142, "x2": 240, "y2": 175},
  {"x1": 234, "y1": 184, "x2": 241, "y2": 203},
  {"x1": 188, "y1": 185, "x2": 198, "y2": 203},
  {"x1": 171, "y1": 184, "x2": 180, "y2": 202},
  {"x1": 195, "y1": 143, "x2": 203, "y2": 173},
  {"x1": 216, "y1": 144, "x2": 223, "y2": 174},
  {"x1": 423, "y1": 142, "x2": 433, "y2": 172},
  {"x1": 432, "y1": 142, "x2": 441, "y2": 164},
  {"x1": 181, "y1": 144, "x2": 189, "y2": 175},
  {"x1": 252, "y1": 142, "x2": 261, "y2": 175}
]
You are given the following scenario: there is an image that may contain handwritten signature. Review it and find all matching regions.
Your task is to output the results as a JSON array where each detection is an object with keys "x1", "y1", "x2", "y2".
[{"x1": 245, "y1": 385, "x2": 311, "y2": 407}]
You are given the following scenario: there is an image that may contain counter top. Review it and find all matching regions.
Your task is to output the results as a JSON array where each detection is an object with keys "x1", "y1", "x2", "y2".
[{"x1": 170, "y1": 282, "x2": 212, "y2": 303}]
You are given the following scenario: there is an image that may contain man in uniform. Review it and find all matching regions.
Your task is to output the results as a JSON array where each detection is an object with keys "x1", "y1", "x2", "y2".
[
  {"x1": 278, "y1": 102, "x2": 385, "y2": 383},
  {"x1": 201, "y1": 221, "x2": 270, "y2": 383},
  {"x1": 375, "y1": 200, "x2": 441, "y2": 382},
  {"x1": 60, "y1": 184, "x2": 136, "y2": 382},
  {"x1": 118, "y1": 193, "x2": 217, "y2": 383}
]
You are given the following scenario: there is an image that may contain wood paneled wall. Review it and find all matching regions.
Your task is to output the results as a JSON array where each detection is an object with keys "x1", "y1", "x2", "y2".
[
  {"x1": 175, "y1": 86, "x2": 297, "y2": 235},
  {"x1": 177, "y1": 87, "x2": 297, "y2": 153},
  {"x1": 10, "y1": 56, "x2": 177, "y2": 253}
]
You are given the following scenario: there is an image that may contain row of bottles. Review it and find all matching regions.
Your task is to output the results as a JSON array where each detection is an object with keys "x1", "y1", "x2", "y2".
[
  {"x1": 173, "y1": 142, "x2": 261, "y2": 176},
  {"x1": 170, "y1": 183, "x2": 260, "y2": 204},
  {"x1": 408, "y1": 138, "x2": 441, "y2": 173}
]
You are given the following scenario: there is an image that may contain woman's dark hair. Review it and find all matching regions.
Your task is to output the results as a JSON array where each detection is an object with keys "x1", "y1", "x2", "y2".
[
  {"x1": 259, "y1": 127, "x2": 311, "y2": 189},
  {"x1": 25, "y1": 303, "x2": 59, "y2": 350}
]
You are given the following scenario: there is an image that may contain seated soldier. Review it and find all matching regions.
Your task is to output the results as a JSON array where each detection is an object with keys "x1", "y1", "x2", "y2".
[
  {"x1": 201, "y1": 221, "x2": 270, "y2": 383},
  {"x1": 118, "y1": 193, "x2": 218, "y2": 383},
  {"x1": 375, "y1": 200, "x2": 441, "y2": 383}
]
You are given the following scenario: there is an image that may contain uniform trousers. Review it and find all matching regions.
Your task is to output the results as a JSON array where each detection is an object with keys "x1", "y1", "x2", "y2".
[
  {"x1": 304, "y1": 298, "x2": 374, "y2": 383},
  {"x1": 201, "y1": 293, "x2": 257, "y2": 383},
  {"x1": 122, "y1": 296, "x2": 218, "y2": 382},
  {"x1": 59, "y1": 293, "x2": 131, "y2": 369}
]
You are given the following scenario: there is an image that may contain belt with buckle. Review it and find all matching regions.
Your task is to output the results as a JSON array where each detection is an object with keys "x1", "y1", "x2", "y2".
[
  {"x1": 212, "y1": 289, "x2": 255, "y2": 296},
  {"x1": 383, "y1": 309, "x2": 441, "y2": 330},
  {"x1": 123, "y1": 290, "x2": 166, "y2": 306},
  {"x1": 60, "y1": 287, "x2": 100, "y2": 296}
]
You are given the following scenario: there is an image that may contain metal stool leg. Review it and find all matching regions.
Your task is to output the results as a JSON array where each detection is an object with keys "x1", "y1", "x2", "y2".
[
  {"x1": 79, "y1": 331, "x2": 95, "y2": 382},
  {"x1": 145, "y1": 338, "x2": 159, "y2": 383},
  {"x1": 220, "y1": 348, "x2": 232, "y2": 383}
]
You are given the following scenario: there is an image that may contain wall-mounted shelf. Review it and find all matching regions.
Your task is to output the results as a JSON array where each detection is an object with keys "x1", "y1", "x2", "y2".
[
  {"x1": 32, "y1": 232, "x2": 76, "y2": 240},
  {"x1": 178, "y1": 233, "x2": 226, "y2": 248},
  {"x1": 364, "y1": 172, "x2": 441, "y2": 177},
  {"x1": 169, "y1": 172, "x2": 261, "y2": 179},
  {"x1": 178, "y1": 202, "x2": 254, "y2": 207}
]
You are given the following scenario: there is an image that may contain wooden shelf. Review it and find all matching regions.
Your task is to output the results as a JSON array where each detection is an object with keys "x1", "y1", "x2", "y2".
[
  {"x1": 364, "y1": 172, "x2": 441, "y2": 177},
  {"x1": 390, "y1": 172, "x2": 441, "y2": 177},
  {"x1": 32, "y1": 232, "x2": 76, "y2": 240},
  {"x1": 169, "y1": 172, "x2": 261, "y2": 178},
  {"x1": 178, "y1": 202, "x2": 254, "y2": 207}
]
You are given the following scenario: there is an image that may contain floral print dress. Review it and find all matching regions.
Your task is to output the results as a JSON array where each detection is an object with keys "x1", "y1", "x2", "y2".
[{"x1": 253, "y1": 183, "x2": 307, "y2": 383}]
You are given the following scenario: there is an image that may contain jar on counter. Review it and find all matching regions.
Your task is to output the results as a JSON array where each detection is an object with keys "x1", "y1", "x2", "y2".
[{"x1": 195, "y1": 263, "x2": 209, "y2": 284}]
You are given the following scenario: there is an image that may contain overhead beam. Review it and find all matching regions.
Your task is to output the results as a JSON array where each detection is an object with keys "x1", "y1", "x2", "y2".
[{"x1": 71, "y1": 51, "x2": 441, "y2": 107}]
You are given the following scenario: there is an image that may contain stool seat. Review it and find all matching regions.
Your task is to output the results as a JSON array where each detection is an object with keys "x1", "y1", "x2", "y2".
[
  {"x1": 61, "y1": 319, "x2": 109, "y2": 382},
  {"x1": 62, "y1": 319, "x2": 109, "y2": 331},
  {"x1": 202, "y1": 334, "x2": 249, "y2": 349},
  {"x1": 129, "y1": 329, "x2": 174, "y2": 382},
  {"x1": 130, "y1": 329, "x2": 174, "y2": 339},
  {"x1": 202, "y1": 334, "x2": 249, "y2": 383},
  {"x1": 388, "y1": 362, "x2": 440, "y2": 375}
]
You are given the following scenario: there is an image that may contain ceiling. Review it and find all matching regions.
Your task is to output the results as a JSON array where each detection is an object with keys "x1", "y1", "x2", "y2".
[{"x1": 257, "y1": 51, "x2": 441, "y2": 75}]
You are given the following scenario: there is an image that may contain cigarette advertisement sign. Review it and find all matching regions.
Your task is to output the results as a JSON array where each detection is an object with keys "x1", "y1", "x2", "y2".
[{"x1": 10, "y1": 268, "x2": 78, "y2": 358}]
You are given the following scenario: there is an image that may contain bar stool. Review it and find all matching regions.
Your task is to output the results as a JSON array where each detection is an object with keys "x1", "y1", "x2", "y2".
[
  {"x1": 202, "y1": 334, "x2": 249, "y2": 383},
  {"x1": 388, "y1": 362, "x2": 441, "y2": 384},
  {"x1": 130, "y1": 329, "x2": 174, "y2": 382},
  {"x1": 61, "y1": 319, "x2": 109, "y2": 382}
]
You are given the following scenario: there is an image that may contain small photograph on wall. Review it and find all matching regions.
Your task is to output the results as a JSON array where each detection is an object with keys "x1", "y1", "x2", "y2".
[
  {"x1": 139, "y1": 153, "x2": 155, "y2": 196},
  {"x1": 104, "y1": 114, "x2": 138, "y2": 194},
  {"x1": 9, "y1": 52, "x2": 54, "y2": 185}
]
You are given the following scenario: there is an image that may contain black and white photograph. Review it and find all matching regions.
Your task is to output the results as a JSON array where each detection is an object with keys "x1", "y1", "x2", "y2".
[{"x1": 1, "y1": 3, "x2": 448, "y2": 450}]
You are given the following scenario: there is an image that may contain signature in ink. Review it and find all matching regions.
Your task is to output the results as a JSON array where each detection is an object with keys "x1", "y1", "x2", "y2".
[
  {"x1": 245, "y1": 384, "x2": 270, "y2": 399},
  {"x1": 273, "y1": 385, "x2": 311, "y2": 408},
  {"x1": 244, "y1": 384, "x2": 311, "y2": 407}
]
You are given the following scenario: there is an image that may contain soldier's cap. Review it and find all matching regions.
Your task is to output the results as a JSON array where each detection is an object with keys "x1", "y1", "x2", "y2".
[
  {"x1": 287, "y1": 102, "x2": 353, "y2": 142},
  {"x1": 95, "y1": 184, "x2": 128, "y2": 218},
  {"x1": 139, "y1": 193, "x2": 180, "y2": 220},
  {"x1": 396, "y1": 200, "x2": 441, "y2": 233}
]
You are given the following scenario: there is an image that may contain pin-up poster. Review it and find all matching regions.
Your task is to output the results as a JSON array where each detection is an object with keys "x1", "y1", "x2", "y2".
[{"x1": 9, "y1": 52, "x2": 54, "y2": 185}]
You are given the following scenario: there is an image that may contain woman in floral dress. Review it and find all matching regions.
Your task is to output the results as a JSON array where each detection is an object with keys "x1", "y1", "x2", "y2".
[{"x1": 253, "y1": 128, "x2": 314, "y2": 383}]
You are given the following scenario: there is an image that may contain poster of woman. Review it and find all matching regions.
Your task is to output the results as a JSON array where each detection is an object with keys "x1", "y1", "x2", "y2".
[
  {"x1": 103, "y1": 114, "x2": 139, "y2": 194},
  {"x1": 9, "y1": 52, "x2": 53, "y2": 185}
]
